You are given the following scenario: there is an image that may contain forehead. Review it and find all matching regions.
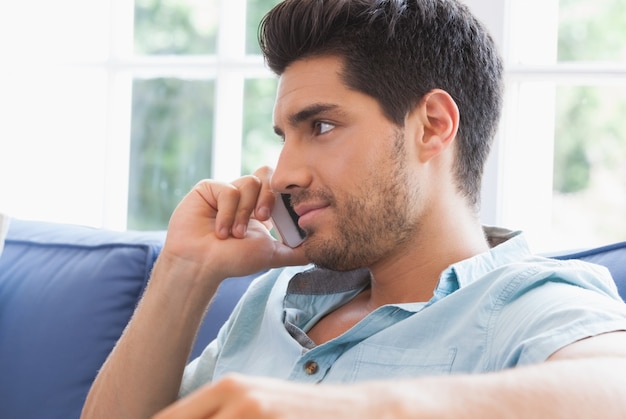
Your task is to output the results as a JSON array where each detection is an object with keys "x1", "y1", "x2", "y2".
[
  {"x1": 273, "y1": 55, "x2": 379, "y2": 125},
  {"x1": 274, "y1": 56, "x2": 344, "y2": 106}
]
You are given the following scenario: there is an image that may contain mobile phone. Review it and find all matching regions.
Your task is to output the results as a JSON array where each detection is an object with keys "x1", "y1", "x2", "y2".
[{"x1": 271, "y1": 193, "x2": 306, "y2": 248}]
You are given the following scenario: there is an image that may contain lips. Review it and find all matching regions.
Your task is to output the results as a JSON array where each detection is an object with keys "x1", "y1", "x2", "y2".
[
  {"x1": 294, "y1": 202, "x2": 330, "y2": 228},
  {"x1": 294, "y1": 202, "x2": 328, "y2": 217}
]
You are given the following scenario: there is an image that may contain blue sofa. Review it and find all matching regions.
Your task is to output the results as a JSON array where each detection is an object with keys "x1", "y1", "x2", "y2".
[{"x1": 0, "y1": 218, "x2": 624, "y2": 419}]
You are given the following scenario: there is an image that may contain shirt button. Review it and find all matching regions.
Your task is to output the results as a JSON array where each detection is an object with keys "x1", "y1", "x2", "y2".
[{"x1": 303, "y1": 360, "x2": 319, "y2": 375}]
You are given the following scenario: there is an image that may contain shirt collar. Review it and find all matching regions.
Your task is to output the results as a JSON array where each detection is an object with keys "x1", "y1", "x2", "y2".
[
  {"x1": 433, "y1": 227, "x2": 527, "y2": 301},
  {"x1": 284, "y1": 227, "x2": 527, "y2": 305}
]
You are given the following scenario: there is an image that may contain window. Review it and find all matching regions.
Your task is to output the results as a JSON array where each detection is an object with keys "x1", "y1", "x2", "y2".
[
  {"x1": 0, "y1": 0, "x2": 280, "y2": 230},
  {"x1": 128, "y1": 0, "x2": 280, "y2": 230},
  {"x1": 476, "y1": 0, "x2": 626, "y2": 252},
  {"x1": 1, "y1": 0, "x2": 624, "y2": 252}
]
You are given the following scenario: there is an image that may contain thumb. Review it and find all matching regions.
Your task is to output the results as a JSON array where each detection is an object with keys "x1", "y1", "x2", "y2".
[{"x1": 270, "y1": 242, "x2": 309, "y2": 269}]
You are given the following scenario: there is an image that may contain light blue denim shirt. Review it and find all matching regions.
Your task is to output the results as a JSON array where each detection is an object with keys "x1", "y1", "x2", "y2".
[{"x1": 180, "y1": 230, "x2": 626, "y2": 396}]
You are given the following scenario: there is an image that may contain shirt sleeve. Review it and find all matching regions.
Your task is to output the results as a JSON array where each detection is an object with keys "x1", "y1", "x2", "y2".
[
  {"x1": 178, "y1": 296, "x2": 245, "y2": 398},
  {"x1": 487, "y1": 259, "x2": 626, "y2": 370},
  {"x1": 178, "y1": 266, "x2": 301, "y2": 397}
]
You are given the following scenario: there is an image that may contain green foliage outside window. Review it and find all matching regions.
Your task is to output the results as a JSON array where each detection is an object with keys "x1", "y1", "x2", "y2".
[
  {"x1": 554, "y1": 0, "x2": 626, "y2": 194},
  {"x1": 128, "y1": 79, "x2": 215, "y2": 230},
  {"x1": 242, "y1": 78, "x2": 281, "y2": 175},
  {"x1": 128, "y1": 0, "x2": 280, "y2": 230},
  {"x1": 134, "y1": 0, "x2": 218, "y2": 55},
  {"x1": 246, "y1": 0, "x2": 282, "y2": 54},
  {"x1": 127, "y1": 0, "x2": 625, "y2": 235}
]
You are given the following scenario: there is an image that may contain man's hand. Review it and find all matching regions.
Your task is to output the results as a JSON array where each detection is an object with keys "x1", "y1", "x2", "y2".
[
  {"x1": 153, "y1": 374, "x2": 385, "y2": 419},
  {"x1": 161, "y1": 166, "x2": 308, "y2": 294},
  {"x1": 81, "y1": 167, "x2": 309, "y2": 419}
]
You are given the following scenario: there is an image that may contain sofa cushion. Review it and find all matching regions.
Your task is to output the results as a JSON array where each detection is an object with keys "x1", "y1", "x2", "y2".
[{"x1": 0, "y1": 219, "x2": 164, "y2": 419}]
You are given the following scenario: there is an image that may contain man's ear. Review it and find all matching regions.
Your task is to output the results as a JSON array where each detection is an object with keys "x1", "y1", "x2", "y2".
[{"x1": 407, "y1": 89, "x2": 459, "y2": 163}]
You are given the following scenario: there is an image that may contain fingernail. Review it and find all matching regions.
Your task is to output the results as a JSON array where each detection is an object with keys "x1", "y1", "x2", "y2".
[
  {"x1": 219, "y1": 227, "x2": 229, "y2": 238},
  {"x1": 257, "y1": 206, "x2": 270, "y2": 220}
]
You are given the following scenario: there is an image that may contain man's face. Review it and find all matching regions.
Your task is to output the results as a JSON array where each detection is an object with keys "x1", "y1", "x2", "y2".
[{"x1": 271, "y1": 55, "x2": 422, "y2": 271}]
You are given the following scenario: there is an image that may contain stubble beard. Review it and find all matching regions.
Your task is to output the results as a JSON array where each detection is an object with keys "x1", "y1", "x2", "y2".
[{"x1": 298, "y1": 130, "x2": 420, "y2": 272}]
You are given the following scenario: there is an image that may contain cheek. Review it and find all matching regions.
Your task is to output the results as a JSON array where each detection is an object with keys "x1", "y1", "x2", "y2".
[
  {"x1": 310, "y1": 148, "x2": 366, "y2": 191},
  {"x1": 313, "y1": 125, "x2": 402, "y2": 192}
]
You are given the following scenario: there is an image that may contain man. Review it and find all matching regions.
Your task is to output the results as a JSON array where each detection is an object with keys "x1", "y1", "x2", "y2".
[{"x1": 82, "y1": 0, "x2": 626, "y2": 417}]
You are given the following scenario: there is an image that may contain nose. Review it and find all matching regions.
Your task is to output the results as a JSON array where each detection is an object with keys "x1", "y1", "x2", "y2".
[{"x1": 270, "y1": 138, "x2": 312, "y2": 194}]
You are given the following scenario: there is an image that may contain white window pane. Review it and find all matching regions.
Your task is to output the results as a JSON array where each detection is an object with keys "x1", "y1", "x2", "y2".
[
  {"x1": 552, "y1": 85, "x2": 626, "y2": 249},
  {"x1": 507, "y1": 0, "x2": 559, "y2": 65},
  {"x1": 558, "y1": 0, "x2": 626, "y2": 63},
  {"x1": 0, "y1": 1, "x2": 110, "y2": 62},
  {"x1": 500, "y1": 0, "x2": 626, "y2": 252},
  {"x1": 500, "y1": 81, "x2": 626, "y2": 252},
  {"x1": 0, "y1": 69, "x2": 109, "y2": 226},
  {"x1": 498, "y1": 81, "x2": 557, "y2": 252}
]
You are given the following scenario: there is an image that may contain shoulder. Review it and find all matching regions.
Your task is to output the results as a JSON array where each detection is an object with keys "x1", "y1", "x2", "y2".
[
  {"x1": 492, "y1": 255, "x2": 620, "y2": 303},
  {"x1": 481, "y1": 256, "x2": 626, "y2": 368}
]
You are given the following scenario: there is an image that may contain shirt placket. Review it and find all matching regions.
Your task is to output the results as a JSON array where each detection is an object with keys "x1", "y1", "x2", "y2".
[{"x1": 286, "y1": 306, "x2": 414, "y2": 382}]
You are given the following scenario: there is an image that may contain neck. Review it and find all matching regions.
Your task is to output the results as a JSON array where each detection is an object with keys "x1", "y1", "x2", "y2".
[{"x1": 367, "y1": 206, "x2": 489, "y2": 306}]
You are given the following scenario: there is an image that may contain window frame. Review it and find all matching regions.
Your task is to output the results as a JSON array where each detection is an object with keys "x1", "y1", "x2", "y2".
[
  {"x1": 103, "y1": 0, "x2": 274, "y2": 229},
  {"x1": 469, "y1": 0, "x2": 626, "y2": 251},
  {"x1": 2, "y1": 0, "x2": 625, "y2": 248}
]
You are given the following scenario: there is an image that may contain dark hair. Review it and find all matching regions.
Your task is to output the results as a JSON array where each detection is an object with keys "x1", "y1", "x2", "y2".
[{"x1": 259, "y1": 0, "x2": 503, "y2": 208}]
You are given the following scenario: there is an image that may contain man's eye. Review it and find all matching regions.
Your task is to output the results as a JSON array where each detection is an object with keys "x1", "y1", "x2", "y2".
[{"x1": 314, "y1": 121, "x2": 335, "y2": 135}]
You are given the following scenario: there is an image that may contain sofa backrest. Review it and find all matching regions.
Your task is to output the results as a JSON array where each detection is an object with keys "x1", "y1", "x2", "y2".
[
  {"x1": 0, "y1": 220, "x2": 164, "y2": 419},
  {"x1": 0, "y1": 219, "x2": 260, "y2": 419}
]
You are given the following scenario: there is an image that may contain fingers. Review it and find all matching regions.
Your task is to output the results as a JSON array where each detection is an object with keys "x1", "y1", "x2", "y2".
[
  {"x1": 152, "y1": 375, "x2": 244, "y2": 419},
  {"x1": 214, "y1": 177, "x2": 259, "y2": 239},
  {"x1": 152, "y1": 385, "x2": 218, "y2": 419},
  {"x1": 212, "y1": 166, "x2": 275, "y2": 240},
  {"x1": 251, "y1": 166, "x2": 275, "y2": 222}
]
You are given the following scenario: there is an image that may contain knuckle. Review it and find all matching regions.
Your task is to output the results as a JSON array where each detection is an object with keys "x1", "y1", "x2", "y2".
[
  {"x1": 254, "y1": 165, "x2": 274, "y2": 178},
  {"x1": 236, "y1": 207, "x2": 255, "y2": 221},
  {"x1": 239, "y1": 396, "x2": 268, "y2": 417},
  {"x1": 238, "y1": 174, "x2": 263, "y2": 190},
  {"x1": 216, "y1": 373, "x2": 245, "y2": 392},
  {"x1": 214, "y1": 374, "x2": 273, "y2": 417},
  {"x1": 193, "y1": 179, "x2": 237, "y2": 199},
  {"x1": 217, "y1": 184, "x2": 241, "y2": 202}
]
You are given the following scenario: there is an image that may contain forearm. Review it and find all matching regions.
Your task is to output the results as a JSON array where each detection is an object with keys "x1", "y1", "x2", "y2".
[
  {"x1": 372, "y1": 357, "x2": 626, "y2": 418},
  {"x1": 152, "y1": 356, "x2": 626, "y2": 418},
  {"x1": 81, "y1": 254, "x2": 221, "y2": 419}
]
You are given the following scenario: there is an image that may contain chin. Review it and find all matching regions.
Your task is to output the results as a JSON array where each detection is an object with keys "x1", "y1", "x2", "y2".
[{"x1": 303, "y1": 241, "x2": 365, "y2": 272}]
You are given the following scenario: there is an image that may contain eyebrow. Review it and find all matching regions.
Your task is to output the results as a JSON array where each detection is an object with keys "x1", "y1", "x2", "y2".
[{"x1": 273, "y1": 103, "x2": 340, "y2": 137}]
